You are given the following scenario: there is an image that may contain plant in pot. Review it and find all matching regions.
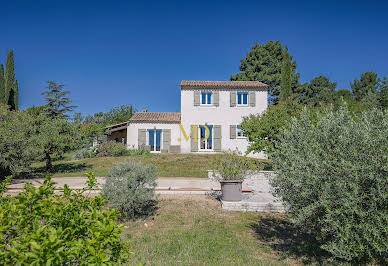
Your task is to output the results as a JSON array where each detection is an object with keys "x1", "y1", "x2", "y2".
[{"x1": 212, "y1": 150, "x2": 263, "y2": 201}]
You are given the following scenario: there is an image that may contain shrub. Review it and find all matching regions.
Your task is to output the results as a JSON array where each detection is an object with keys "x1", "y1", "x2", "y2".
[
  {"x1": 212, "y1": 150, "x2": 263, "y2": 181},
  {"x1": 271, "y1": 106, "x2": 388, "y2": 263},
  {"x1": 0, "y1": 172, "x2": 130, "y2": 264},
  {"x1": 125, "y1": 148, "x2": 150, "y2": 156},
  {"x1": 102, "y1": 161, "x2": 157, "y2": 220},
  {"x1": 72, "y1": 146, "x2": 98, "y2": 160},
  {"x1": 97, "y1": 141, "x2": 128, "y2": 157},
  {"x1": 72, "y1": 144, "x2": 150, "y2": 160}
]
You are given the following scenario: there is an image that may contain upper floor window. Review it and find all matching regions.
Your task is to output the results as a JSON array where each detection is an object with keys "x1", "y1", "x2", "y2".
[
  {"x1": 201, "y1": 92, "x2": 212, "y2": 105},
  {"x1": 237, "y1": 92, "x2": 248, "y2": 106}
]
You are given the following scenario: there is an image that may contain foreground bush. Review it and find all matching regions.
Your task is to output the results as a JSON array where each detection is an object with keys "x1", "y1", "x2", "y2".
[
  {"x1": 271, "y1": 107, "x2": 388, "y2": 263},
  {"x1": 102, "y1": 161, "x2": 157, "y2": 220},
  {"x1": 0, "y1": 173, "x2": 130, "y2": 264}
]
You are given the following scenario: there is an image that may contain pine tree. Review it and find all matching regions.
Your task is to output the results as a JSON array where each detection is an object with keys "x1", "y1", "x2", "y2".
[
  {"x1": 351, "y1": 72, "x2": 379, "y2": 102},
  {"x1": 231, "y1": 41, "x2": 300, "y2": 103},
  {"x1": 297, "y1": 76, "x2": 337, "y2": 106},
  {"x1": 4, "y1": 50, "x2": 17, "y2": 110},
  {"x1": 42, "y1": 80, "x2": 77, "y2": 119},
  {"x1": 0, "y1": 64, "x2": 5, "y2": 104},
  {"x1": 279, "y1": 47, "x2": 293, "y2": 101}
]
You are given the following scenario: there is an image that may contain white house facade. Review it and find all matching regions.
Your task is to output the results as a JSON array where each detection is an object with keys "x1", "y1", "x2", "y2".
[{"x1": 108, "y1": 80, "x2": 268, "y2": 157}]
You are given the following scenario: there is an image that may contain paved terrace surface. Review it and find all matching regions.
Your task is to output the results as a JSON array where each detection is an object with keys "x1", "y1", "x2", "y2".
[
  {"x1": 6, "y1": 177, "x2": 281, "y2": 212},
  {"x1": 7, "y1": 177, "x2": 231, "y2": 193}
]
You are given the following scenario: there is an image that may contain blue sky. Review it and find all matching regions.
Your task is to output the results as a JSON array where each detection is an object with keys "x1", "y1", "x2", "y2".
[{"x1": 2, "y1": 0, "x2": 387, "y2": 115}]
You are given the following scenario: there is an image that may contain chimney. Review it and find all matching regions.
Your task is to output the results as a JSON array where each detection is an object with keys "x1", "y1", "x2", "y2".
[{"x1": 141, "y1": 109, "x2": 148, "y2": 112}]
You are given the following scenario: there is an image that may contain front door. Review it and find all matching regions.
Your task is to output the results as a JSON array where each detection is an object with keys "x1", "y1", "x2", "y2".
[
  {"x1": 148, "y1": 129, "x2": 162, "y2": 152},
  {"x1": 199, "y1": 125, "x2": 213, "y2": 150}
]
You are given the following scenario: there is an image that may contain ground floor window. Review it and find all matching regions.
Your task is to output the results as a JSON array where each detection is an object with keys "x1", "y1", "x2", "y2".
[
  {"x1": 148, "y1": 129, "x2": 162, "y2": 152},
  {"x1": 236, "y1": 125, "x2": 245, "y2": 138},
  {"x1": 198, "y1": 125, "x2": 213, "y2": 150}
]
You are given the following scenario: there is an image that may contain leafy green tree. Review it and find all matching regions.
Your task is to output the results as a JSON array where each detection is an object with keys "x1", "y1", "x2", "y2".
[
  {"x1": 4, "y1": 50, "x2": 18, "y2": 110},
  {"x1": 279, "y1": 47, "x2": 293, "y2": 101},
  {"x1": 0, "y1": 173, "x2": 130, "y2": 264},
  {"x1": 0, "y1": 64, "x2": 5, "y2": 104},
  {"x1": 72, "y1": 112, "x2": 84, "y2": 123},
  {"x1": 351, "y1": 72, "x2": 379, "y2": 104},
  {"x1": 84, "y1": 105, "x2": 136, "y2": 126},
  {"x1": 378, "y1": 76, "x2": 388, "y2": 108},
  {"x1": 81, "y1": 105, "x2": 136, "y2": 146},
  {"x1": 105, "y1": 105, "x2": 136, "y2": 125},
  {"x1": 25, "y1": 105, "x2": 47, "y2": 117},
  {"x1": 336, "y1": 89, "x2": 353, "y2": 101},
  {"x1": 41, "y1": 81, "x2": 77, "y2": 119},
  {"x1": 297, "y1": 76, "x2": 337, "y2": 106},
  {"x1": 271, "y1": 106, "x2": 387, "y2": 263},
  {"x1": 0, "y1": 106, "x2": 41, "y2": 177},
  {"x1": 84, "y1": 112, "x2": 106, "y2": 125},
  {"x1": 241, "y1": 99, "x2": 306, "y2": 155},
  {"x1": 231, "y1": 41, "x2": 299, "y2": 102},
  {"x1": 35, "y1": 116, "x2": 80, "y2": 172}
]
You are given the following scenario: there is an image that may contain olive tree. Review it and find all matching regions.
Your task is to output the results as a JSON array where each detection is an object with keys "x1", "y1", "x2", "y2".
[
  {"x1": 35, "y1": 116, "x2": 81, "y2": 172},
  {"x1": 271, "y1": 106, "x2": 388, "y2": 263},
  {"x1": 0, "y1": 105, "x2": 40, "y2": 177}
]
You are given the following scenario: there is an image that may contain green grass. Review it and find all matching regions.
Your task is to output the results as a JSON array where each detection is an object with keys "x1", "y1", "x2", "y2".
[
  {"x1": 123, "y1": 195, "x2": 325, "y2": 265},
  {"x1": 31, "y1": 153, "x2": 270, "y2": 178}
]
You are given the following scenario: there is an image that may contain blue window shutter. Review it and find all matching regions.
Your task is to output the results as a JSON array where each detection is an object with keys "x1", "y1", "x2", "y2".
[{"x1": 243, "y1": 93, "x2": 248, "y2": 104}]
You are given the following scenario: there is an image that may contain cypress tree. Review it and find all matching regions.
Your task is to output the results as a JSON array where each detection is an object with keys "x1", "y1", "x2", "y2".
[
  {"x1": 13, "y1": 80, "x2": 19, "y2": 110},
  {"x1": 4, "y1": 50, "x2": 16, "y2": 110},
  {"x1": 0, "y1": 64, "x2": 4, "y2": 104},
  {"x1": 279, "y1": 47, "x2": 293, "y2": 101}
]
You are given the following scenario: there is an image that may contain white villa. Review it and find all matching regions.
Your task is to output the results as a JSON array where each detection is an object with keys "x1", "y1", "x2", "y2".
[{"x1": 107, "y1": 80, "x2": 268, "y2": 157}]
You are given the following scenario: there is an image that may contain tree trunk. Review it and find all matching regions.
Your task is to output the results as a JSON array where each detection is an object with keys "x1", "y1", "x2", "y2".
[{"x1": 45, "y1": 152, "x2": 53, "y2": 172}]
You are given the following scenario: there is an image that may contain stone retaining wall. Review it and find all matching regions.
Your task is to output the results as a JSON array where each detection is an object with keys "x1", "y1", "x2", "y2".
[
  {"x1": 208, "y1": 170, "x2": 276, "y2": 193},
  {"x1": 221, "y1": 200, "x2": 284, "y2": 213}
]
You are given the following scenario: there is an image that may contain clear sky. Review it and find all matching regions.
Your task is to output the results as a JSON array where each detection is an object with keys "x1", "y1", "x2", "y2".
[{"x1": 2, "y1": 0, "x2": 387, "y2": 115}]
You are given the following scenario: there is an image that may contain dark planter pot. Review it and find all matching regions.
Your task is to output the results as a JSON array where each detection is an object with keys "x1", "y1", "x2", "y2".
[{"x1": 220, "y1": 180, "x2": 243, "y2": 201}]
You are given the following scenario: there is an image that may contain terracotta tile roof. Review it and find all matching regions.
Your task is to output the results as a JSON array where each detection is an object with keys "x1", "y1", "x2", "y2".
[
  {"x1": 181, "y1": 80, "x2": 268, "y2": 90},
  {"x1": 129, "y1": 112, "x2": 181, "y2": 123},
  {"x1": 105, "y1": 121, "x2": 128, "y2": 129}
]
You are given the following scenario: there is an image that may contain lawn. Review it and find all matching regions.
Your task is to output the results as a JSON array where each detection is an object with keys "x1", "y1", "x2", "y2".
[
  {"x1": 31, "y1": 153, "x2": 270, "y2": 178},
  {"x1": 123, "y1": 195, "x2": 326, "y2": 265}
]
